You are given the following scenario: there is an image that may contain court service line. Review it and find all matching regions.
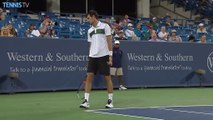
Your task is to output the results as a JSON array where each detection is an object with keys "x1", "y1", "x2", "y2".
[{"x1": 158, "y1": 108, "x2": 213, "y2": 116}]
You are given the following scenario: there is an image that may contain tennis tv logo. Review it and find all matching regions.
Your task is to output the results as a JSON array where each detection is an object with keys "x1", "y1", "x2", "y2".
[
  {"x1": 2, "y1": 1, "x2": 30, "y2": 8},
  {"x1": 207, "y1": 51, "x2": 213, "y2": 73}
]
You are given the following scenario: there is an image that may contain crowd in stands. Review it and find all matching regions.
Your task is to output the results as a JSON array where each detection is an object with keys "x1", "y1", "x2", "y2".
[
  {"x1": 109, "y1": 14, "x2": 212, "y2": 43},
  {"x1": 0, "y1": 8, "x2": 213, "y2": 43}
]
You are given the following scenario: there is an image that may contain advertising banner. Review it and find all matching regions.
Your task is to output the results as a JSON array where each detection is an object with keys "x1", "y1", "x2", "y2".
[{"x1": 0, "y1": 37, "x2": 213, "y2": 93}]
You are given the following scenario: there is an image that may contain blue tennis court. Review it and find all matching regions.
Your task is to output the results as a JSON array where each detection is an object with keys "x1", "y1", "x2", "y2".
[{"x1": 91, "y1": 106, "x2": 213, "y2": 120}]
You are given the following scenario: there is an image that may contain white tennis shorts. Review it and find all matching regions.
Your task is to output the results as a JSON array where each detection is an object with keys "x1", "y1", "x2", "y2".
[{"x1": 110, "y1": 67, "x2": 123, "y2": 76}]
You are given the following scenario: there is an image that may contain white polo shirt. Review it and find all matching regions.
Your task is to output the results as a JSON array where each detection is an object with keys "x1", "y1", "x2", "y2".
[{"x1": 88, "y1": 21, "x2": 111, "y2": 58}]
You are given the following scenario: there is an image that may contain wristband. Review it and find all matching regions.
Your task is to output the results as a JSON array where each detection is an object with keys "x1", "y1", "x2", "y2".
[{"x1": 109, "y1": 51, "x2": 113, "y2": 56}]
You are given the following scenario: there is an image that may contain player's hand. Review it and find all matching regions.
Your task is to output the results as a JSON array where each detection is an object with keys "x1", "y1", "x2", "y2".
[{"x1": 107, "y1": 56, "x2": 112, "y2": 66}]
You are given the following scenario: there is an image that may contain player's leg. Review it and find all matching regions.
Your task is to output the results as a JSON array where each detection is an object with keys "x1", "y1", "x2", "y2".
[
  {"x1": 100, "y1": 56, "x2": 114, "y2": 108},
  {"x1": 80, "y1": 57, "x2": 96, "y2": 109},
  {"x1": 104, "y1": 75, "x2": 114, "y2": 108},
  {"x1": 85, "y1": 73, "x2": 94, "y2": 93},
  {"x1": 105, "y1": 75, "x2": 113, "y2": 93},
  {"x1": 80, "y1": 73, "x2": 94, "y2": 109}
]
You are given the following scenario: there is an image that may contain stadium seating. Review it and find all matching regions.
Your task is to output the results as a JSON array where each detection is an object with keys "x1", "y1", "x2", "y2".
[{"x1": 0, "y1": 10, "x2": 212, "y2": 43}]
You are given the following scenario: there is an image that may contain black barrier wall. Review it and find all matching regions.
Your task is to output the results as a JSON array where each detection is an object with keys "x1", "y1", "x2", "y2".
[{"x1": 0, "y1": 37, "x2": 213, "y2": 93}]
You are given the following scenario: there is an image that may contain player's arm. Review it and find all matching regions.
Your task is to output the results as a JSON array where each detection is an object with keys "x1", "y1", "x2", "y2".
[
  {"x1": 107, "y1": 35, "x2": 113, "y2": 65},
  {"x1": 107, "y1": 35, "x2": 112, "y2": 54},
  {"x1": 88, "y1": 29, "x2": 92, "y2": 54},
  {"x1": 105, "y1": 24, "x2": 113, "y2": 65}
]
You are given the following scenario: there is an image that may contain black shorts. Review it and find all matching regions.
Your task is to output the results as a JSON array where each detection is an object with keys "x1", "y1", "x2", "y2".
[{"x1": 87, "y1": 55, "x2": 110, "y2": 76}]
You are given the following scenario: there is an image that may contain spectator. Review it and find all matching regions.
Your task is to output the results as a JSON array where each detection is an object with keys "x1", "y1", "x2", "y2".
[
  {"x1": 165, "y1": 15, "x2": 179, "y2": 27},
  {"x1": 104, "y1": 17, "x2": 112, "y2": 27},
  {"x1": 44, "y1": 29, "x2": 58, "y2": 39},
  {"x1": 1, "y1": 25, "x2": 12, "y2": 37},
  {"x1": 125, "y1": 23, "x2": 137, "y2": 41},
  {"x1": 197, "y1": 23, "x2": 207, "y2": 33},
  {"x1": 149, "y1": 32, "x2": 164, "y2": 42},
  {"x1": 39, "y1": 17, "x2": 51, "y2": 37},
  {"x1": 140, "y1": 23, "x2": 149, "y2": 40},
  {"x1": 112, "y1": 26, "x2": 121, "y2": 37},
  {"x1": 158, "y1": 26, "x2": 169, "y2": 41},
  {"x1": 114, "y1": 30, "x2": 127, "y2": 40},
  {"x1": 168, "y1": 30, "x2": 182, "y2": 42},
  {"x1": 0, "y1": 8, "x2": 5, "y2": 21},
  {"x1": 144, "y1": 25, "x2": 156, "y2": 40},
  {"x1": 133, "y1": 23, "x2": 143, "y2": 40},
  {"x1": 122, "y1": 14, "x2": 131, "y2": 27},
  {"x1": 188, "y1": 35, "x2": 196, "y2": 42},
  {"x1": 113, "y1": 17, "x2": 122, "y2": 28},
  {"x1": 197, "y1": 34, "x2": 207, "y2": 43},
  {"x1": 1, "y1": 23, "x2": 17, "y2": 37},
  {"x1": 111, "y1": 25, "x2": 117, "y2": 37},
  {"x1": 26, "y1": 24, "x2": 40, "y2": 37},
  {"x1": 7, "y1": 23, "x2": 17, "y2": 36},
  {"x1": 110, "y1": 40, "x2": 127, "y2": 90},
  {"x1": 149, "y1": 17, "x2": 159, "y2": 30},
  {"x1": 165, "y1": 16, "x2": 173, "y2": 27},
  {"x1": 0, "y1": 24, "x2": 16, "y2": 37},
  {"x1": 173, "y1": 20, "x2": 179, "y2": 26},
  {"x1": 209, "y1": 26, "x2": 213, "y2": 34}
]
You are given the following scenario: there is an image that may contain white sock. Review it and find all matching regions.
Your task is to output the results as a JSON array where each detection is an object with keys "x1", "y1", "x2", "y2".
[
  {"x1": 108, "y1": 93, "x2": 113, "y2": 101},
  {"x1": 84, "y1": 93, "x2": 90, "y2": 102}
]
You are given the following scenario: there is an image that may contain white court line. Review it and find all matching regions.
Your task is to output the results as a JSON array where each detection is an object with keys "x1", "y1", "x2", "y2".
[
  {"x1": 87, "y1": 110, "x2": 164, "y2": 120},
  {"x1": 88, "y1": 105, "x2": 213, "y2": 111},
  {"x1": 86, "y1": 105, "x2": 213, "y2": 120},
  {"x1": 158, "y1": 108, "x2": 213, "y2": 116}
]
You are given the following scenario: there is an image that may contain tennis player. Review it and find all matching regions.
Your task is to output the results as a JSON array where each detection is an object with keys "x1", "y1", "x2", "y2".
[{"x1": 80, "y1": 10, "x2": 113, "y2": 109}]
